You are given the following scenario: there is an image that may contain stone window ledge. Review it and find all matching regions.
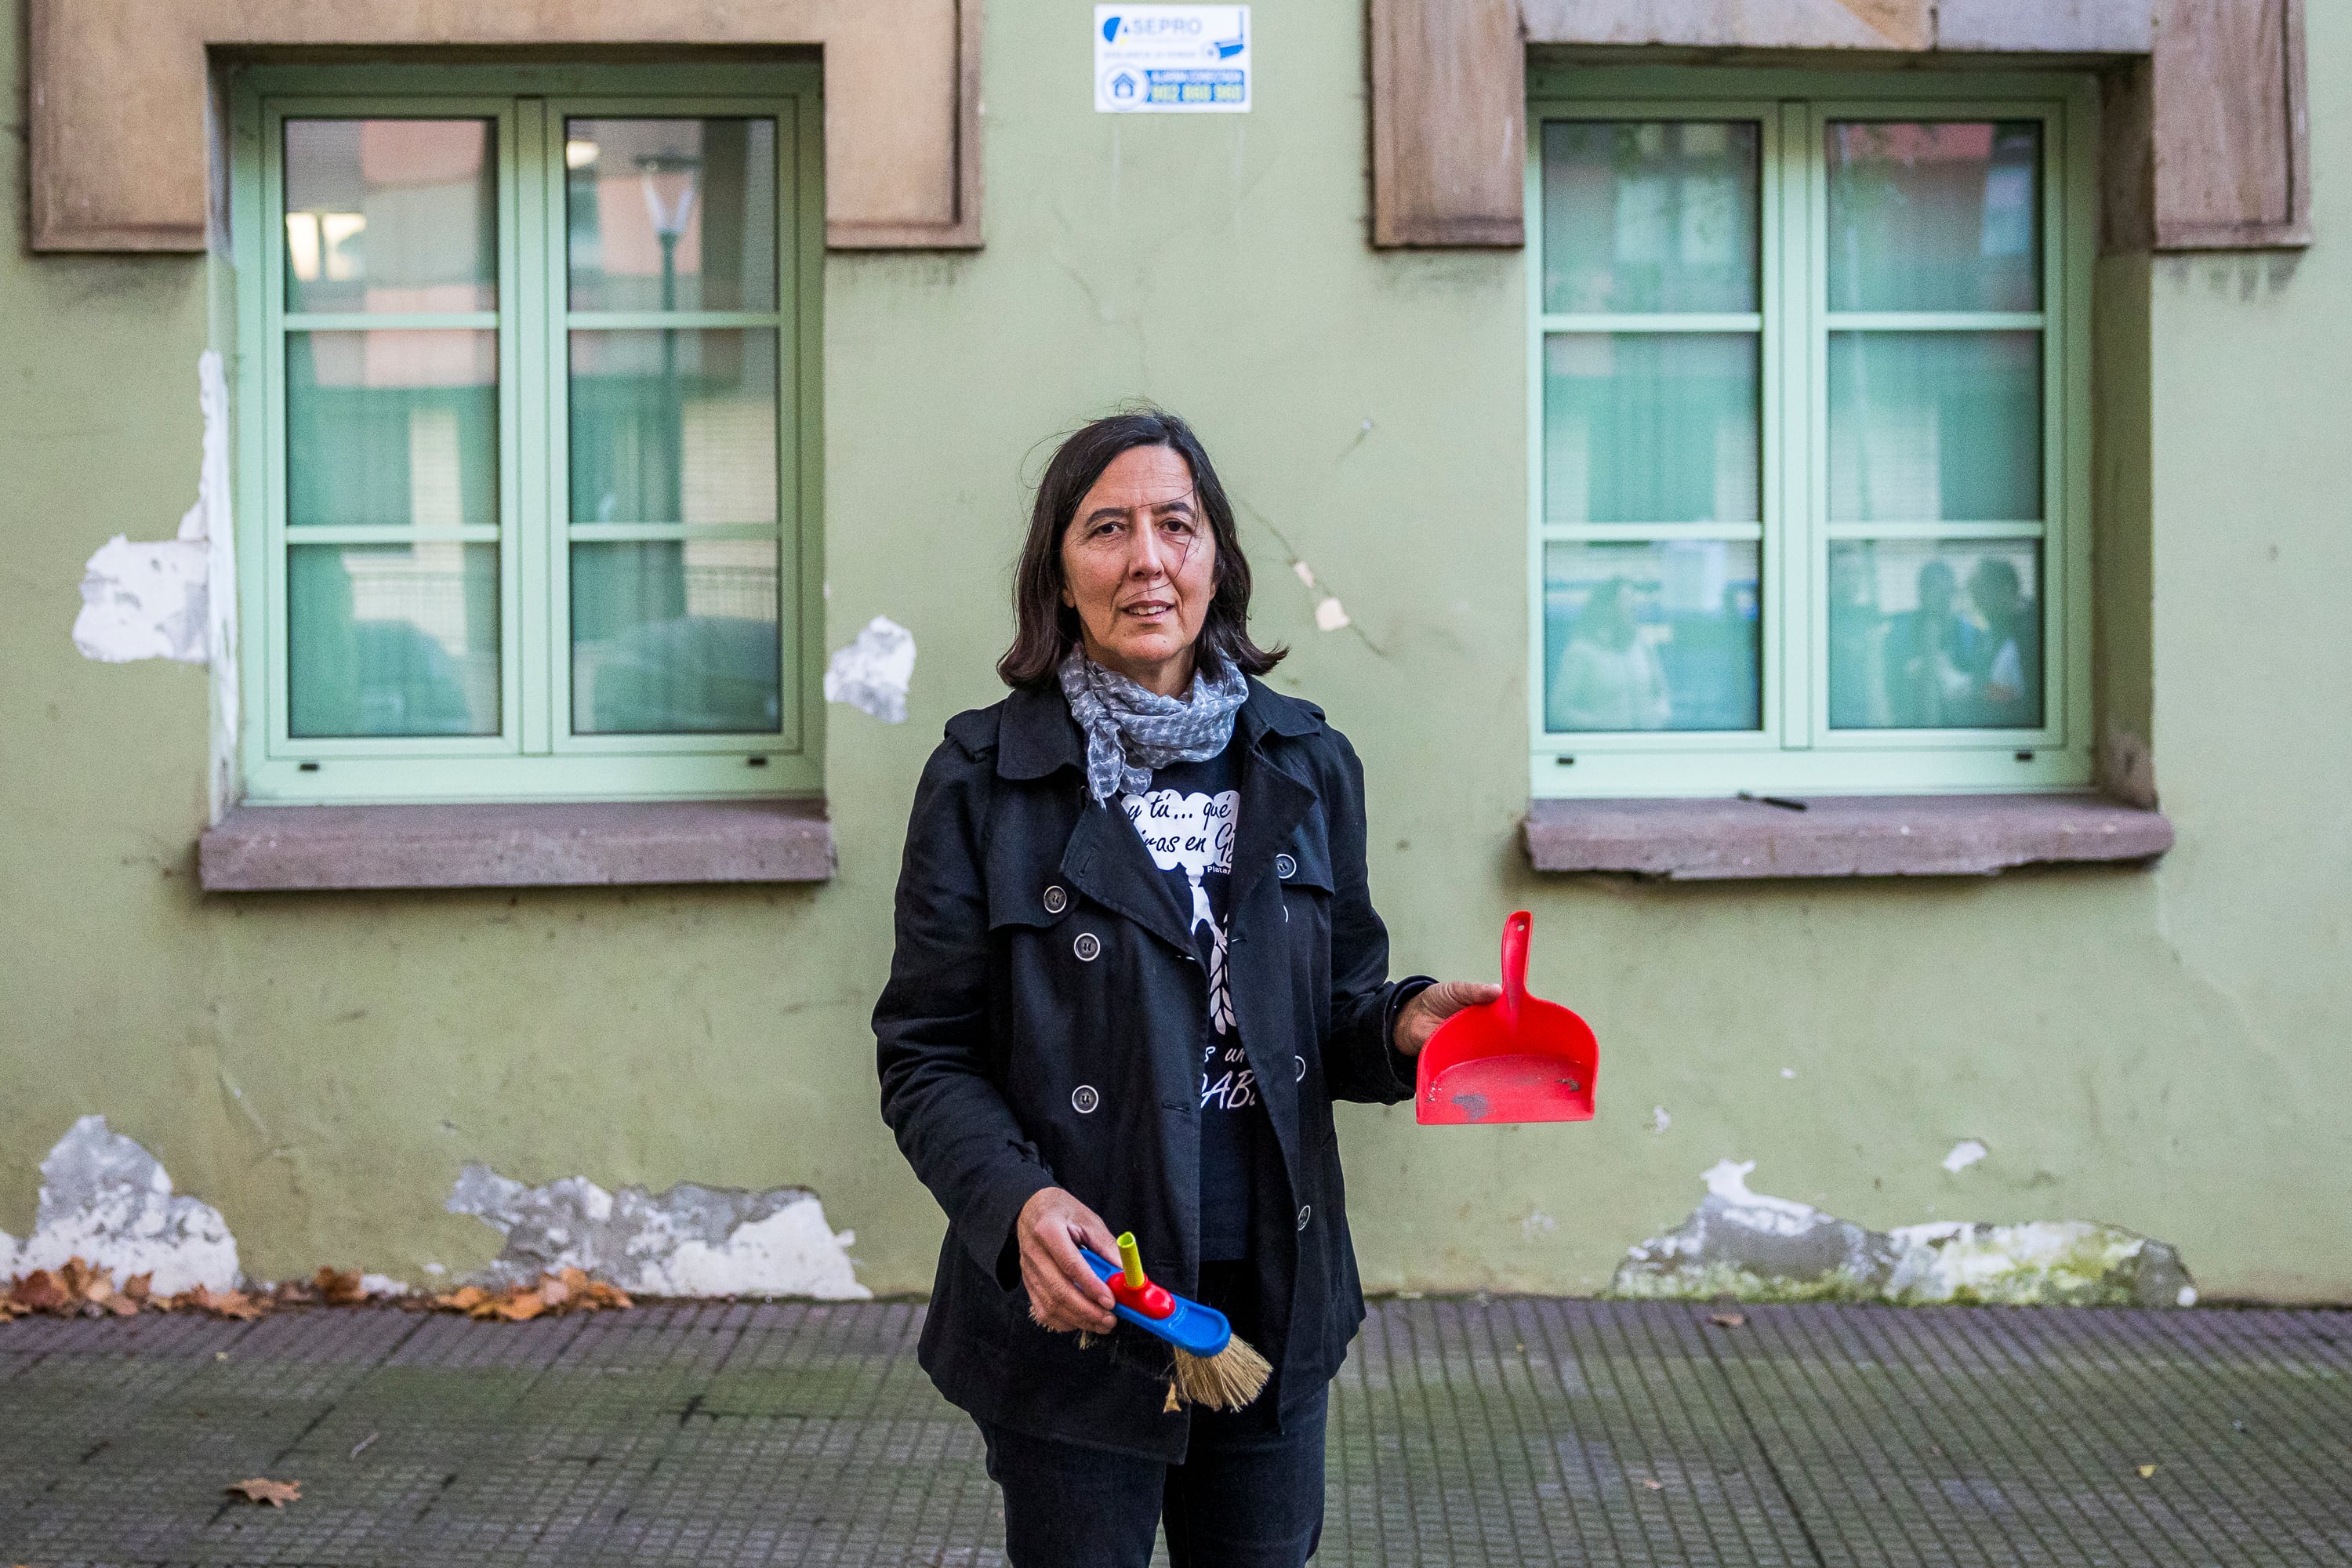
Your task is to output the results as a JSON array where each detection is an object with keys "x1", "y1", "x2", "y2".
[
  {"x1": 1525, "y1": 794, "x2": 2172, "y2": 881},
  {"x1": 198, "y1": 800, "x2": 834, "y2": 892}
]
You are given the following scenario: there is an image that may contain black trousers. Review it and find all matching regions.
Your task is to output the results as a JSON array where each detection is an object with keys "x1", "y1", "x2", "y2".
[{"x1": 977, "y1": 1261, "x2": 1327, "y2": 1567}]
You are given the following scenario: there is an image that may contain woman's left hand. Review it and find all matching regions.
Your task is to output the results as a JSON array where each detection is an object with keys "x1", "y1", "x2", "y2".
[{"x1": 1392, "y1": 982, "x2": 1505, "y2": 1058}]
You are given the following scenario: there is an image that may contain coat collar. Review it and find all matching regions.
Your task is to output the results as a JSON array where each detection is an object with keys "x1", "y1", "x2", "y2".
[{"x1": 994, "y1": 674, "x2": 1320, "y2": 782}]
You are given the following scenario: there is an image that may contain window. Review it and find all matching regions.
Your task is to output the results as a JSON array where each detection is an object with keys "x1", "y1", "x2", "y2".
[
  {"x1": 1526, "y1": 74, "x2": 2093, "y2": 797},
  {"x1": 231, "y1": 65, "x2": 822, "y2": 803}
]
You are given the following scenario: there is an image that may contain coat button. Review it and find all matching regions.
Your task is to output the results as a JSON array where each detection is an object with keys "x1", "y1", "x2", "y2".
[
  {"x1": 1072, "y1": 1084, "x2": 1100, "y2": 1114},
  {"x1": 1043, "y1": 884, "x2": 1068, "y2": 915},
  {"x1": 1073, "y1": 931, "x2": 1101, "y2": 962},
  {"x1": 1275, "y1": 853, "x2": 1298, "y2": 879},
  {"x1": 1294, "y1": 1054, "x2": 1307, "y2": 1082},
  {"x1": 1297, "y1": 1204, "x2": 1312, "y2": 1230}
]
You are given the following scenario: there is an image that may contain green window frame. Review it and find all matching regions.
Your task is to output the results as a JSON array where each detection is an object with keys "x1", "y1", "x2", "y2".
[
  {"x1": 230, "y1": 64, "x2": 824, "y2": 804},
  {"x1": 1526, "y1": 70, "x2": 2096, "y2": 799}
]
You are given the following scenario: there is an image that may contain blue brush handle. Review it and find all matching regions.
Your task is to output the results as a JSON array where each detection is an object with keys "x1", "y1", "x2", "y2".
[{"x1": 1076, "y1": 1247, "x2": 1233, "y2": 1358}]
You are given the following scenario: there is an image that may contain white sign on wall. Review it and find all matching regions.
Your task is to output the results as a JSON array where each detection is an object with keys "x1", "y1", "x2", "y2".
[{"x1": 1094, "y1": 5, "x2": 1250, "y2": 114}]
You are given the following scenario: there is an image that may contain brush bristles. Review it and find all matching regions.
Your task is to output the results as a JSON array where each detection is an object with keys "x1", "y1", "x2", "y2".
[{"x1": 1171, "y1": 1334, "x2": 1272, "y2": 1411}]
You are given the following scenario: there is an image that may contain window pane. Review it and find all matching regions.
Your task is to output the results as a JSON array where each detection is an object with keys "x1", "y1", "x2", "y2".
[
  {"x1": 566, "y1": 119, "x2": 778, "y2": 313},
  {"x1": 288, "y1": 543, "x2": 499, "y2": 737},
  {"x1": 283, "y1": 120, "x2": 495, "y2": 315},
  {"x1": 1541, "y1": 122, "x2": 1759, "y2": 316},
  {"x1": 1828, "y1": 539, "x2": 2043, "y2": 729},
  {"x1": 286, "y1": 332, "x2": 497, "y2": 528},
  {"x1": 1828, "y1": 332, "x2": 2040, "y2": 521},
  {"x1": 569, "y1": 329, "x2": 778, "y2": 525},
  {"x1": 571, "y1": 539, "x2": 780, "y2": 734},
  {"x1": 1544, "y1": 333, "x2": 1758, "y2": 524},
  {"x1": 1827, "y1": 122, "x2": 2041, "y2": 314},
  {"x1": 1543, "y1": 541, "x2": 1759, "y2": 732}
]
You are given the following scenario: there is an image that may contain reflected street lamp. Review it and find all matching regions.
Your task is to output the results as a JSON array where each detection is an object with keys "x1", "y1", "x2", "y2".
[{"x1": 638, "y1": 151, "x2": 701, "y2": 528}]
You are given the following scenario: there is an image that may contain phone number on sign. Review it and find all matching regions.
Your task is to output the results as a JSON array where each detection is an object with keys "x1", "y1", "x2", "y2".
[{"x1": 1145, "y1": 70, "x2": 1244, "y2": 104}]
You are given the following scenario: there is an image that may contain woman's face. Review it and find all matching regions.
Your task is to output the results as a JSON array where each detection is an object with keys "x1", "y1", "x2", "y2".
[{"x1": 1060, "y1": 444, "x2": 1218, "y2": 695}]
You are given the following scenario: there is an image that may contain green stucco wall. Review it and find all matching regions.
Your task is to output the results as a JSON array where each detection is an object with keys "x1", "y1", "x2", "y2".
[{"x1": 4, "y1": 3, "x2": 2347, "y2": 1301}]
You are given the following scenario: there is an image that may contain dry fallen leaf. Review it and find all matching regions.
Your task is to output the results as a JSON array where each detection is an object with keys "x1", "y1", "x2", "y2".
[
  {"x1": 426, "y1": 1272, "x2": 630, "y2": 1319},
  {"x1": 315, "y1": 1267, "x2": 368, "y2": 1307},
  {"x1": 2137, "y1": 1465, "x2": 2157, "y2": 1479},
  {"x1": 226, "y1": 1477, "x2": 302, "y2": 1508},
  {"x1": 177, "y1": 1285, "x2": 267, "y2": 1321},
  {"x1": 1709, "y1": 1312, "x2": 1746, "y2": 1329},
  {"x1": 1640, "y1": 1479, "x2": 1664, "y2": 1491},
  {"x1": 12, "y1": 1270, "x2": 68, "y2": 1313},
  {"x1": 487, "y1": 1290, "x2": 546, "y2": 1323},
  {"x1": 120, "y1": 1272, "x2": 153, "y2": 1306}
]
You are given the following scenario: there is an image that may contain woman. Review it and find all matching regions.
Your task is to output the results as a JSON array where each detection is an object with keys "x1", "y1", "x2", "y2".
[{"x1": 874, "y1": 411, "x2": 1497, "y2": 1567}]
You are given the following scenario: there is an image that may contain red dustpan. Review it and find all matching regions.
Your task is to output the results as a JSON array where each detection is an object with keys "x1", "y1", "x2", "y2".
[{"x1": 1416, "y1": 911, "x2": 1597, "y2": 1125}]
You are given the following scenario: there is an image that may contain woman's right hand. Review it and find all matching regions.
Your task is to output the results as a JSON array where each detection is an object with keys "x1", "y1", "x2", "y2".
[{"x1": 1016, "y1": 1186, "x2": 1120, "y2": 1334}]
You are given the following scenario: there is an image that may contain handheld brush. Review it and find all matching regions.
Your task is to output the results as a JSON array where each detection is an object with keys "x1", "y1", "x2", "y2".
[{"x1": 1078, "y1": 1233, "x2": 1272, "y2": 1411}]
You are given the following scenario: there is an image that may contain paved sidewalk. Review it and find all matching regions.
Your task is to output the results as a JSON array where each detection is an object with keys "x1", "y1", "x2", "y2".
[{"x1": 5, "y1": 1298, "x2": 2349, "y2": 1566}]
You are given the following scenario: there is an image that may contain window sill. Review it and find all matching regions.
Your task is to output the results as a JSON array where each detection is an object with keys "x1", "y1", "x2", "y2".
[
  {"x1": 1523, "y1": 794, "x2": 2172, "y2": 881},
  {"x1": 198, "y1": 799, "x2": 835, "y2": 892}
]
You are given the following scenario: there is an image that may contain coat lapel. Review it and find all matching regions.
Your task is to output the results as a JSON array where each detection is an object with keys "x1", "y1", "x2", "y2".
[{"x1": 1062, "y1": 797, "x2": 1196, "y2": 957}]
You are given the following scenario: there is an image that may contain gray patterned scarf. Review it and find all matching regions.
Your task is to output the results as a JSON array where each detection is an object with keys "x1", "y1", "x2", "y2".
[{"x1": 1058, "y1": 647, "x2": 1249, "y2": 804}]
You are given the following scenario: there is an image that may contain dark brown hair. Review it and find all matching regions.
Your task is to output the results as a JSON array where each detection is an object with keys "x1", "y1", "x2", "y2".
[{"x1": 997, "y1": 409, "x2": 1286, "y2": 689}]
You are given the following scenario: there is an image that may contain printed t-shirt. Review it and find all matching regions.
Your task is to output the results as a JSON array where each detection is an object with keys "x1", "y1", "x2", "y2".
[{"x1": 1120, "y1": 743, "x2": 1260, "y2": 1261}]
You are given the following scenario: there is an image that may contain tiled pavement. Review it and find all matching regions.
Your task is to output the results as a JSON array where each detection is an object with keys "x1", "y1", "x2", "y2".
[{"x1": 4, "y1": 1298, "x2": 2349, "y2": 1566}]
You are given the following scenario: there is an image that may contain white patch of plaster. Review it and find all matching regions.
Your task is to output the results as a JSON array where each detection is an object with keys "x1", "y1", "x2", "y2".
[
  {"x1": 448, "y1": 1164, "x2": 868, "y2": 1300},
  {"x1": 1651, "y1": 1105, "x2": 1671, "y2": 1135},
  {"x1": 358, "y1": 1273, "x2": 408, "y2": 1298},
  {"x1": 1942, "y1": 1139, "x2": 1989, "y2": 1174},
  {"x1": 422, "y1": 1262, "x2": 448, "y2": 1277},
  {"x1": 0, "y1": 1116, "x2": 240, "y2": 1296},
  {"x1": 1700, "y1": 1159, "x2": 1828, "y2": 1239},
  {"x1": 73, "y1": 352, "x2": 230, "y2": 670},
  {"x1": 823, "y1": 615, "x2": 916, "y2": 724},
  {"x1": 1313, "y1": 597, "x2": 1352, "y2": 632},
  {"x1": 1614, "y1": 1160, "x2": 2196, "y2": 1308},
  {"x1": 1522, "y1": 1210, "x2": 1557, "y2": 1239},
  {"x1": 1780, "y1": 1067, "x2": 1796, "y2": 1079},
  {"x1": 1291, "y1": 561, "x2": 1317, "y2": 589},
  {"x1": 74, "y1": 537, "x2": 209, "y2": 663},
  {"x1": 1884, "y1": 1220, "x2": 2191, "y2": 1307}
]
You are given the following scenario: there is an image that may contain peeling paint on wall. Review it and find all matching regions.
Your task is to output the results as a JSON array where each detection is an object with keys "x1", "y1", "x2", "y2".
[
  {"x1": 1288, "y1": 559, "x2": 1350, "y2": 631},
  {"x1": 1612, "y1": 1159, "x2": 2196, "y2": 1308},
  {"x1": 1, "y1": 1117, "x2": 240, "y2": 1296},
  {"x1": 823, "y1": 615, "x2": 916, "y2": 724},
  {"x1": 447, "y1": 1164, "x2": 869, "y2": 1300},
  {"x1": 1650, "y1": 1105, "x2": 1672, "y2": 1134},
  {"x1": 73, "y1": 351, "x2": 229, "y2": 668},
  {"x1": 1942, "y1": 1138, "x2": 1989, "y2": 1174}
]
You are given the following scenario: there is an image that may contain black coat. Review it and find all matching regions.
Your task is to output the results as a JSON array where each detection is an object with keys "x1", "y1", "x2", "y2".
[{"x1": 874, "y1": 678, "x2": 1429, "y2": 1461}]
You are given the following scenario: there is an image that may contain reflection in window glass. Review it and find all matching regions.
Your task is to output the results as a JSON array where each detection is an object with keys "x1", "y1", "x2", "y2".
[
  {"x1": 283, "y1": 120, "x2": 496, "y2": 315},
  {"x1": 566, "y1": 119, "x2": 778, "y2": 313},
  {"x1": 1541, "y1": 122, "x2": 1759, "y2": 316},
  {"x1": 1544, "y1": 334, "x2": 1758, "y2": 524},
  {"x1": 1827, "y1": 539, "x2": 2042, "y2": 729},
  {"x1": 1543, "y1": 541, "x2": 1759, "y2": 732},
  {"x1": 1828, "y1": 332, "x2": 2041, "y2": 522},
  {"x1": 289, "y1": 543, "x2": 499, "y2": 737},
  {"x1": 571, "y1": 539, "x2": 779, "y2": 734},
  {"x1": 286, "y1": 331, "x2": 497, "y2": 528},
  {"x1": 569, "y1": 329, "x2": 778, "y2": 526},
  {"x1": 1827, "y1": 122, "x2": 2041, "y2": 314}
]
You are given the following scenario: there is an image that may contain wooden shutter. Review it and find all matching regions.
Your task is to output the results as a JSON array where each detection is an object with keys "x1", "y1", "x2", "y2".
[{"x1": 1368, "y1": 0, "x2": 1523, "y2": 248}]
